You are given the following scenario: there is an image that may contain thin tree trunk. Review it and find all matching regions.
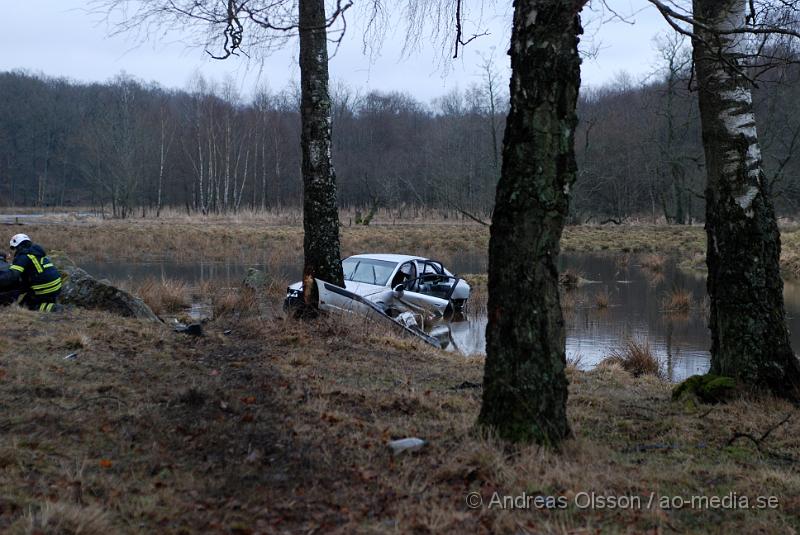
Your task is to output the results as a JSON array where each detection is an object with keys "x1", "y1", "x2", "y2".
[
  {"x1": 693, "y1": 0, "x2": 800, "y2": 398},
  {"x1": 236, "y1": 147, "x2": 250, "y2": 212},
  {"x1": 157, "y1": 114, "x2": 171, "y2": 218},
  {"x1": 224, "y1": 116, "x2": 231, "y2": 212},
  {"x1": 299, "y1": 0, "x2": 345, "y2": 305},
  {"x1": 261, "y1": 132, "x2": 268, "y2": 211},
  {"x1": 478, "y1": 0, "x2": 583, "y2": 444}
]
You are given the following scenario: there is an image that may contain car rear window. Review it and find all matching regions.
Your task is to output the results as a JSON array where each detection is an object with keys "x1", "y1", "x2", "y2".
[{"x1": 348, "y1": 259, "x2": 397, "y2": 286}]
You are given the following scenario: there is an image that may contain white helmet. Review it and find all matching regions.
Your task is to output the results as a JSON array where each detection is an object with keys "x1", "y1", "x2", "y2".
[{"x1": 10, "y1": 233, "x2": 30, "y2": 248}]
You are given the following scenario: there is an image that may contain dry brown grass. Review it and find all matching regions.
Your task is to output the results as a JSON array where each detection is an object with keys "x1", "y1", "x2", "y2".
[
  {"x1": 560, "y1": 291, "x2": 582, "y2": 318},
  {"x1": 1, "y1": 306, "x2": 800, "y2": 533},
  {"x1": 133, "y1": 277, "x2": 190, "y2": 316},
  {"x1": 641, "y1": 253, "x2": 667, "y2": 272},
  {"x1": 61, "y1": 330, "x2": 91, "y2": 351},
  {"x1": 110, "y1": 277, "x2": 190, "y2": 317},
  {"x1": 559, "y1": 267, "x2": 583, "y2": 289},
  {"x1": 615, "y1": 253, "x2": 632, "y2": 268},
  {"x1": 212, "y1": 287, "x2": 260, "y2": 318},
  {"x1": 462, "y1": 276, "x2": 488, "y2": 319},
  {"x1": 600, "y1": 338, "x2": 663, "y2": 378},
  {"x1": 662, "y1": 288, "x2": 693, "y2": 313},
  {"x1": 566, "y1": 352, "x2": 584, "y2": 373},
  {"x1": 14, "y1": 502, "x2": 113, "y2": 535},
  {"x1": 594, "y1": 288, "x2": 611, "y2": 309}
]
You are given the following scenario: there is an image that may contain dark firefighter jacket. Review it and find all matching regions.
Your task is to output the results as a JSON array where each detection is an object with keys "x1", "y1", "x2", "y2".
[{"x1": 0, "y1": 243, "x2": 62, "y2": 308}]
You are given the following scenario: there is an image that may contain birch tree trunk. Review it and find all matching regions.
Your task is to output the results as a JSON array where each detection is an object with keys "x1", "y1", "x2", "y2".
[
  {"x1": 693, "y1": 0, "x2": 800, "y2": 398},
  {"x1": 300, "y1": 0, "x2": 345, "y2": 304},
  {"x1": 478, "y1": 0, "x2": 583, "y2": 444}
]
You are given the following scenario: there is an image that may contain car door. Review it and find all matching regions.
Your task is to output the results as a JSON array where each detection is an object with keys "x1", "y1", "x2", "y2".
[
  {"x1": 391, "y1": 260, "x2": 451, "y2": 315},
  {"x1": 318, "y1": 257, "x2": 363, "y2": 311}
]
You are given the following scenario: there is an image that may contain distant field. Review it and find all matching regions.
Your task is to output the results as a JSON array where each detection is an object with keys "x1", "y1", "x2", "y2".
[{"x1": 3, "y1": 210, "x2": 800, "y2": 277}]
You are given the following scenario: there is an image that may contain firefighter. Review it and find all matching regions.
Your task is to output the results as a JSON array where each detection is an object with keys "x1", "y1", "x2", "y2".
[{"x1": 0, "y1": 234, "x2": 62, "y2": 312}]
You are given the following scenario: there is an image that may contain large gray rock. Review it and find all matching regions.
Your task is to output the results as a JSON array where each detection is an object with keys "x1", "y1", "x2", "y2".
[{"x1": 59, "y1": 266, "x2": 160, "y2": 322}]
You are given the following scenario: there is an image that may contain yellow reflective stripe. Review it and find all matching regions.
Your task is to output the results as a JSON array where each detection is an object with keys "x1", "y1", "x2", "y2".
[
  {"x1": 10, "y1": 265, "x2": 24, "y2": 272},
  {"x1": 31, "y1": 278, "x2": 62, "y2": 290},
  {"x1": 35, "y1": 282, "x2": 62, "y2": 295},
  {"x1": 27, "y1": 255, "x2": 43, "y2": 273},
  {"x1": 46, "y1": 303, "x2": 54, "y2": 312},
  {"x1": 42, "y1": 263, "x2": 54, "y2": 268},
  {"x1": 39, "y1": 303, "x2": 47, "y2": 312}
]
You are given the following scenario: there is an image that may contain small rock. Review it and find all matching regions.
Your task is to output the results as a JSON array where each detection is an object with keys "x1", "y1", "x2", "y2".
[
  {"x1": 175, "y1": 323, "x2": 203, "y2": 336},
  {"x1": 177, "y1": 387, "x2": 206, "y2": 407},
  {"x1": 452, "y1": 381, "x2": 481, "y2": 390},
  {"x1": 245, "y1": 449, "x2": 262, "y2": 463},
  {"x1": 388, "y1": 437, "x2": 427, "y2": 455}
]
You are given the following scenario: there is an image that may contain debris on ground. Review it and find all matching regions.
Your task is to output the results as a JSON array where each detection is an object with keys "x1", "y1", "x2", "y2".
[{"x1": 388, "y1": 437, "x2": 427, "y2": 455}]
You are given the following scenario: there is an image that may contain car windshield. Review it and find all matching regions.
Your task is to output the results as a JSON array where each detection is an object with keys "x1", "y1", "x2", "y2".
[{"x1": 347, "y1": 258, "x2": 397, "y2": 286}]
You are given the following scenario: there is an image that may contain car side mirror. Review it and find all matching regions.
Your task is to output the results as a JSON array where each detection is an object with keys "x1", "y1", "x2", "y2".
[{"x1": 393, "y1": 284, "x2": 404, "y2": 298}]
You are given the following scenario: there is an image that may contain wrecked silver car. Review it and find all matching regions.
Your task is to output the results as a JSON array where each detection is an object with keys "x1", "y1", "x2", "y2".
[
  {"x1": 285, "y1": 254, "x2": 470, "y2": 313},
  {"x1": 284, "y1": 254, "x2": 471, "y2": 346}
]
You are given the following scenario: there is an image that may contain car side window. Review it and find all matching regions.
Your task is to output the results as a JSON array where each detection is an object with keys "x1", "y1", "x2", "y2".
[
  {"x1": 391, "y1": 261, "x2": 417, "y2": 289},
  {"x1": 421, "y1": 261, "x2": 442, "y2": 275},
  {"x1": 342, "y1": 259, "x2": 358, "y2": 280}
]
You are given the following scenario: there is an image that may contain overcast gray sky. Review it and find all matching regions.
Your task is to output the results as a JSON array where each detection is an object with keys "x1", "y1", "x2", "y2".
[{"x1": 1, "y1": 0, "x2": 671, "y2": 102}]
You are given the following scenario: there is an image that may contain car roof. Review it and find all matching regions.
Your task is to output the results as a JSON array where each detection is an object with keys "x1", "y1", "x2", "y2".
[{"x1": 345, "y1": 253, "x2": 429, "y2": 264}]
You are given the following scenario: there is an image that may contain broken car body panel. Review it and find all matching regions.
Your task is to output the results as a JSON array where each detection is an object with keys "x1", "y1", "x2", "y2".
[{"x1": 316, "y1": 279, "x2": 443, "y2": 348}]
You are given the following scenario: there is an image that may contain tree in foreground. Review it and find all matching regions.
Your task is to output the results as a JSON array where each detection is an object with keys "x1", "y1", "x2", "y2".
[
  {"x1": 297, "y1": 0, "x2": 346, "y2": 303},
  {"x1": 478, "y1": 0, "x2": 585, "y2": 445},
  {"x1": 98, "y1": 0, "x2": 346, "y2": 301},
  {"x1": 650, "y1": 0, "x2": 800, "y2": 397},
  {"x1": 691, "y1": 0, "x2": 800, "y2": 397}
]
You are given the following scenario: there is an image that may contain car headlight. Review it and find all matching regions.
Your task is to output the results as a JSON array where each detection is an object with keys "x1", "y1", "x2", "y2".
[{"x1": 286, "y1": 287, "x2": 302, "y2": 298}]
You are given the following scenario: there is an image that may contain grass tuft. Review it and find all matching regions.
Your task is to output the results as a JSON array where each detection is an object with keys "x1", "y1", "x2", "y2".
[
  {"x1": 127, "y1": 277, "x2": 190, "y2": 316},
  {"x1": 559, "y1": 267, "x2": 583, "y2": 289},
  {"x1": 640, "y1": 253, "x2": 667, "y2": 272},
  {"x1": 662, "y1": 288, "x2": 693, "y2": 313},
  {"x1": 594, "y1": 289, "x2": 611, "y2": 309},
  {"x1": 62, "y1": 330, "x2": 91, "y2": 350},
  {"x1": 20, "y1": 502, "x2": 112, "y2": 535},
  {"x1": 600, "y1": 338, "x2": 662, "y2": 378},
  {"x1": 212, "y1": 287, "x2": 259, "y2": 318}
]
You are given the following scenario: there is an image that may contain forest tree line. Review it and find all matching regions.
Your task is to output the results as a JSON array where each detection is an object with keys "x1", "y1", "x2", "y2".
[{"x1": 1, "y1": 56, "x2": 800, "y2": 222}]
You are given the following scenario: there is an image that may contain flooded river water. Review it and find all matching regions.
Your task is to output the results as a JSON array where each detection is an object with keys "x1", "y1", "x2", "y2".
[{"x1": 79, "y1": 253, "x2": 800, "y2": 383}]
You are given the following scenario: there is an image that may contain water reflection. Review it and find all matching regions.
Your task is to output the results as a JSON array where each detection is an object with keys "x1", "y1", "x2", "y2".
[
  {"x1": 77, "y1": 253, "x2": 800, "y2": 384},
  {"x1": 448, "y1": 253, "x2": 800, "y2": 383},
  {"x1": 80, "y1": 258, "x2": 301, "y2": 287}
]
